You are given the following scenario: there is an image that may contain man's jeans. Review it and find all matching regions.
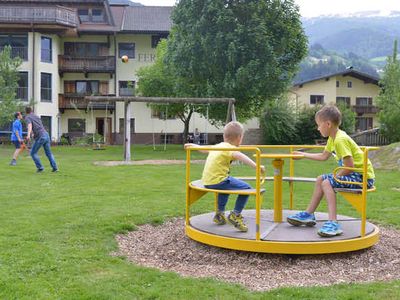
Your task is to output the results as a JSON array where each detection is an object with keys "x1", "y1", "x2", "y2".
[
  {"x1": 30, "y1": 133, "x2": 57, "y2": 171},
  {"x1": 205, "y1": 176, "x2": 251, "y2": 213}
]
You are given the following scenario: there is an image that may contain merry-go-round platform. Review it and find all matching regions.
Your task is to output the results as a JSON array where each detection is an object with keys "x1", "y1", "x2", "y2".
[{"x1": 186, "y1": 209, "x2": 379, "y2": 254}]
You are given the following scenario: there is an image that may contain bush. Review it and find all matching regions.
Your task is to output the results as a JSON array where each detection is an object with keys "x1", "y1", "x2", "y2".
[
  {"x1": 260, "y1": 97, "x2": 297, "y2": 145},
  {"x1": 73, "y1": 134, "x2": 103, "y2": 146},
  {"x1": 295, "y1": 106, "x2": 321, "y2": 144}
]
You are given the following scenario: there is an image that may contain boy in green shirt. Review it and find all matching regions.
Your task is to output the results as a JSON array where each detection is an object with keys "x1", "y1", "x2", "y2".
[{"x1": 287, "y1": 105, "x2": 375, "y2": 237}]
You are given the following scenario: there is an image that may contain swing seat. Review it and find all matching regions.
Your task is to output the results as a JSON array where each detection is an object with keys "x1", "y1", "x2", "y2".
[{"x1": 188, "y1": 180, "x2": 265, "y2": 206}]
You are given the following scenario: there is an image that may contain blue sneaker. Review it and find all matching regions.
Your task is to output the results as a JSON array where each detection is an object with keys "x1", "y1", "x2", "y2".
[
  {"x1": 318, "y1": 221, "x2": 343, "y2": 237},
  {"x1": 287, "y1": 211, "x2": 316, "y2": 227}
]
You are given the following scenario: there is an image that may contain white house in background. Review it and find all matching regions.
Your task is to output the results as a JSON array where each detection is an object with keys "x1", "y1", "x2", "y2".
[
  {"x1": 290, "y1": 69, "x2": 381, "y2": 131},
  {"x1": 0, "y1": 0, "x2": 259, "y2": 145}
]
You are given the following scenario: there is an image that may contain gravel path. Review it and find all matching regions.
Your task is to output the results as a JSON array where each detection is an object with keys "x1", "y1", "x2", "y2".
[{"x1": 114, "y1": 218, "x2": 400, "y2": 291}]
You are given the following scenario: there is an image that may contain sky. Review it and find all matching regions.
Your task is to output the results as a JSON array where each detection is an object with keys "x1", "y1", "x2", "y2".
[{"x1": 136, "y1": 0, "x2": 400, "y2": 17}]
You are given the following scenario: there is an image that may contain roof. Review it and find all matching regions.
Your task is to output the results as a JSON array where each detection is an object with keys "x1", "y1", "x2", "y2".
[
  {"x1": 121, "y1": 6, "x2": 173, "y2": 33},
  {"x1": 293, "y1": 69, "x2": 380, "y2": 87}
]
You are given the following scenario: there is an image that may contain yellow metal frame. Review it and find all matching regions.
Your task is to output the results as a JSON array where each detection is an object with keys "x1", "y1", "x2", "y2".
[
  {"x1": 186, "y1": 224, "x2": 379, "y2": 254},
  {"x1": 185, "y1": 145, "x2": 380, "y2": 254}
]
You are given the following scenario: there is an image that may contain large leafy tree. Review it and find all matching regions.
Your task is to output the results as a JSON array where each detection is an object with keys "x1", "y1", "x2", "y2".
[
  {"x1": 0, "y1": 46, "x2": 23, "y2": 129},
  {"x1": 137, "y1": 39, "x2": 199, "y2": 142},
  {"x1": 376, "y1": 40, "x2": 400, "y2": 143},
  {"x1": 166, "y1": 0, "x2": 307, "y2": 123}
]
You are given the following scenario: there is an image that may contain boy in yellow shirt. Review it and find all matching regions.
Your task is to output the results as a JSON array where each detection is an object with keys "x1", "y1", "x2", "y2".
[
  {"x1": 186, "y1": 121, "x2": 265, "y2": 232},
  {"x1": 287, "y1": 105, "x2": 375, "y2": 237}
]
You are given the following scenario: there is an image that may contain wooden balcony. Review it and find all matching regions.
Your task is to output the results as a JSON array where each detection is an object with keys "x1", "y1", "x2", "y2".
[
  {"x1": 59, "y1": 93, "x2": 115, "y2": 112},
  {"x1": 58, "y1": 55, "x2": 115, "y2": 77},
  {"x1": 0, "y1": 6, "x2": 77, "y2": 27},
  {"x1": 352, "y1": 105, "x2": 379, "y2": 114}
]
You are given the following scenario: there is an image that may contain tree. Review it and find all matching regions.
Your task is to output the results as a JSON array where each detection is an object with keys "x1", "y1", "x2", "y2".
[
  {"x1": 337, "y1": 102, "x2": 356, "y2": 134},
  {"x1": 137, "y1": 39, "x2": 199, "y2": 142},
  {"x1": 260, "y1": 95, "x2": 297, "y2": 144},
  {"x1": 376, "y1": 40, "x2": 400, "y2": 143},
  {"x1": 166, "y1": 0, "x2": 307, "y2": 123},
  {"x1": 0, "y1": 46, "x2": 23, "y2": 129}
]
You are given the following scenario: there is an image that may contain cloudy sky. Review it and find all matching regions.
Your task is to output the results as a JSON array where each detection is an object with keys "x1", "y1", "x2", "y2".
[{"x1": 136, "y1": 0, "x2": 400, "y2": 17}]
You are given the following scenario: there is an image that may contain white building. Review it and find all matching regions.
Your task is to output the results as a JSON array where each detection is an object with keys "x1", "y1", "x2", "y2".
[{"x1": 0, "y1": 0, "x2": 260, "y2": 145}]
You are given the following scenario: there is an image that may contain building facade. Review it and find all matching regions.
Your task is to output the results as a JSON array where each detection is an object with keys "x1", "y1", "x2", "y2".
[
  {"x1": 1, "y1": 0, "x2": 262, "y2": 145},
  {"x1": 290, "y1": 70, "x2": 381, "y2": 131}
]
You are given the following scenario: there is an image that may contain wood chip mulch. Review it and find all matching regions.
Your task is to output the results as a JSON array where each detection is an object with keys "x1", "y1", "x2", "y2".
[{"x1": 113, "y1": 218, "x2": 400, "y2": 291}]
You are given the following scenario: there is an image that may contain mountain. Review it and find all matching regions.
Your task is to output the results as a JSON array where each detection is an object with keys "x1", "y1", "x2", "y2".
[
  {"x1": 293, "y1": 44, "x2": 379, "y2": 84},
  {"x1": 302, "y1": 12, "x2": 400, "y2": 59}
]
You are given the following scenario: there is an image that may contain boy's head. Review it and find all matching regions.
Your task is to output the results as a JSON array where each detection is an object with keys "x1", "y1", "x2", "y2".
[
  {"x1": 223, "y1": 121, "x2": 244, "y2": 145},
  {"x1": 14, "y1": 112, "x2": 22, "y2": 119},
  {"x1": 315, "y1": 105, "x2": 342, "y2": 137},
  {"x1": 315, "y1": 105, "x2": 342, "y2": 126},
  {"x1": 25, "y1": 106, "x2": 33, "y2": 114}
]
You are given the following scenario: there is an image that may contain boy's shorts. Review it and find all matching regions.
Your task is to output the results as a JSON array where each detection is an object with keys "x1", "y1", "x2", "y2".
[
  {"x1": 322, "y1": 172, "x2": 375, "y2": 190},
  {"x1": 12, "y1": 140, "x2": 21, "y2": 149}
]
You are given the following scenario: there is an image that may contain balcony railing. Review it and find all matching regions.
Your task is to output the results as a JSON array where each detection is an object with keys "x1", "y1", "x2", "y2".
[
  {"x1": 119, "y1": 88, "x2": 135, "y2": 96},
  {"x1": 59, "y1": 93, "x2": 115, "y2": 111},
  {"x1": 0, "y1": 6, "x2": 77, "y2": 27},
  {"x1": 58, "y1": 55, "x2": 115, "y2": 74},
  {"x1": 352, "y1": 105, "x2": 379, "y2": 114},
  {"x1": 0, "y1": 46, "x2": 28, "y2": 60}
]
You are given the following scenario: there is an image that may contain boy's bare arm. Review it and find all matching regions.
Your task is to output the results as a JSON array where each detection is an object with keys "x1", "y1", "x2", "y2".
[
  {"x1": 338, "y1": 156, "x2": 355, "y2": 176},
  {"x1": 232, "y1": 151, "x2": 265, "y2": 173},
  {"x1": 293, "y1": 150, "x2": 331, "y2": 161}
]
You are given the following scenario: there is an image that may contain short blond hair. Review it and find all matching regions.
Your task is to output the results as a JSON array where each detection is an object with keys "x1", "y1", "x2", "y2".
[
  {"x1": 315, "y1": 105, "x2": 342, "y2": 126},
  {"x1": 223, "y1": 121, "x2": 244, "y2": 142}
]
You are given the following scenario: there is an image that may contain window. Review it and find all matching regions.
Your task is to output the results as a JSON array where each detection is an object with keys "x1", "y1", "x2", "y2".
[
  {"x1": 119, "y1": 118, "x2": 135, "y2": 134},
  {"x1": 161, "y1": 134, "x2": 174, "y2": 144},
  {"x1": 78, "y1": 9, "x2": 90, "y2": 22},
  {"x1": 64, "y1": 42, "x2": 107, "y2": 57},
  {"x1": 91, "y1": 9, "x2": 104, "y2": 22},
  {"x1": 40, "y1": 116, "x2": 51, "y2": 138},
  {"x1": 356, "y1": 97, "x2": 373, "y2": 106},
  {"x1": 336, "y1": 81, "x2": 339, "y2": 87},
  {"x1": 68, "y1": 119, "x2": 86, "y2": 133},
  {"x1": 76, "y1": 81, "x2": 99, "y2": 95},
  {"x1": 347, "y1": 81, "x2": 352, "y2": 88},
  {"x1": 118, "y1": 43, "x2": 135, "y2": 58},
  {"x1": 40, "y1": 73, "x2": 52, "y2": 102},
  {"x1": 151, "y1": 108, "x2": 176, "y2": 119},
  {"x1": 310, "y1": 95, "x2": 324, "y2": 105},
  {"x1": 41, "y1": 37, "x2": 52, "y2": 63},
  {"x1": 119, "y1": 81, "x2": 135, "y2": 96},
  {"x1": 17, "y1": 72, "x2": 28, "y2": 102},
  {"x1": 336, "y1": 97, "x2": 350, "y2": 107},
  {"x1": 0, "y1": 34, "x2": 28, "y2": 60},
  {"x1": 356, "y1": 117, "x2": 373, "y2": 131},
  {"x1": 78, "y1": 8, "x2": 105, "y2": 23}
]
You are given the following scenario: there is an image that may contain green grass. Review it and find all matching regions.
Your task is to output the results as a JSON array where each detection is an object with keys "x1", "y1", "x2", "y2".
[{"x1": 0, "y1": 144, "x2": 399, "y2": 299}]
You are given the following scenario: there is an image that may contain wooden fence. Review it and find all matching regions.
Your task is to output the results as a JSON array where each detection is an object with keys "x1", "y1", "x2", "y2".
[{"x1": 350, "y1": 128, "x2": 390, "y2": 146}]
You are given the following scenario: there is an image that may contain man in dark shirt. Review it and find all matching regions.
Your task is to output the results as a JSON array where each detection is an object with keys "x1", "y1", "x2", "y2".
[{"x1": 25, "y1": 106, "x2": 58, "y2": 173}]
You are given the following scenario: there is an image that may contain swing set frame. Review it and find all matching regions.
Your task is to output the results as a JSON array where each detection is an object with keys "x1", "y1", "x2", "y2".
[{"x1": 85, "y1": 96, "x2": 236, "y2": 161}]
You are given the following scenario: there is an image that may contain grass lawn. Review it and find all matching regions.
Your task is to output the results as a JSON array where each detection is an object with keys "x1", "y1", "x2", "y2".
[{"x1": 0, "y1": 144, "x2": 399, "y2": 299}]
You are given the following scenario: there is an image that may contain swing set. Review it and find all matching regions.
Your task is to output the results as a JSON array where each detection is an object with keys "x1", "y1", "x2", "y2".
[{"x1": 85, "y1": 96, "x2": 236, "y2": 160}]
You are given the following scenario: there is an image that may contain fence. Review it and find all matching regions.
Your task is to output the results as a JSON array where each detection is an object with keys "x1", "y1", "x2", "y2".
[{"x1": 350, "y1": 128, "x2": 389, "y2": 146}]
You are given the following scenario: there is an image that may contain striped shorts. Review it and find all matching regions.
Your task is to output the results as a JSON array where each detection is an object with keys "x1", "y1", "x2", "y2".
[{"x1": 322, "y1": 172, "x2": 375, "y2": 190}]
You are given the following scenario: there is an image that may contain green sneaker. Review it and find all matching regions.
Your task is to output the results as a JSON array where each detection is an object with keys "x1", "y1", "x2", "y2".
[
  {"x1": 213, "y1": 212, "x2": 227, "y2": 225},
  {"x1": 228, "y1": 212, "x2": 248, "y2": 232}
]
